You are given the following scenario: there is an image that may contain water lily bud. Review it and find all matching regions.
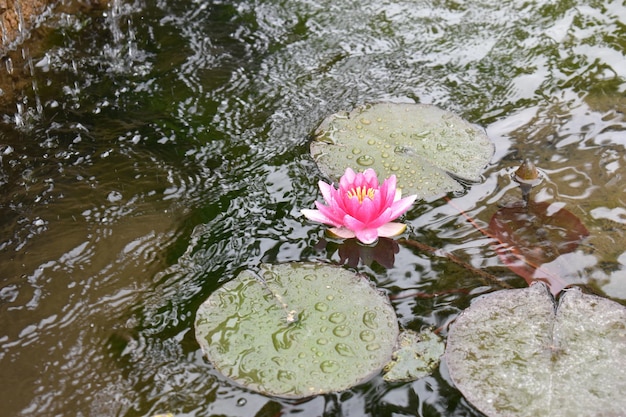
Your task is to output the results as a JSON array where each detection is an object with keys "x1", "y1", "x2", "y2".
[{"x1": 513, "y1": 159, "x2": 541, "y2": 187}]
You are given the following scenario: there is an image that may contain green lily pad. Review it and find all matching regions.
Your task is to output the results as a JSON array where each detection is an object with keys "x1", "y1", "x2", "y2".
[
  {"x1": 383, "y1": 328, "x2": 444, "y2": 382},
  {"x1": 310, "y1": 103, "x2": 494, "y2": 200},
  {"x1": 445, "y1": 283, "x2": 626, "y2": 417},
  {"x1": 195, "y1": 262, "x2": 399, "y2": 398}
]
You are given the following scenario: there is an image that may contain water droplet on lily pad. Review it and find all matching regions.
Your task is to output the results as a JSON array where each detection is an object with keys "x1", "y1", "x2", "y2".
[
  {"x1": 445, "y1": 283, "x2": 626, "y2": 417},
  {"x1": 360, "y1": 330, "x2": 376, "y2": 342},
  {"x1": 315, "y1": 302, "x2": 328, "y2": 312},
  {"x1": 333, "y1": 324, "x2": 351, "y2": 337},
  {"x1": 335, "y1": 343, "x2": 356, "y2": 357},
  {"x1": 366, "y1": 343, "x2": 381, "y2": 351},
  {"x1": 311, "y1": 103, "x2": 494, "y2": 200},
  {"x1": 195, "y1": 262, "x2": 399, "y2": 398},
  {"x1": 356, "y1": 155, "x2": 375, "y2": 166},
  {"x1": 329, "y1": 312, "x2": 346, "y2": 324},
  {"x1": 320, "y1": 360, "x2": 340, "y2": 373},
  {"x1": 363, "y1": 310, "x2": 378, "y2": 329}
]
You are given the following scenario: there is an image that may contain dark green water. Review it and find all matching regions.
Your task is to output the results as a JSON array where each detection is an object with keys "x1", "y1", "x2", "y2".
[{"x1": 1, "y1": 0, "x2": 625, "y2": 415}]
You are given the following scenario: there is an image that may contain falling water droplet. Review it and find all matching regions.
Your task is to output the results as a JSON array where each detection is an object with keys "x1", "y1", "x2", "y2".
[{"x1": 5, "y1": 57, "x2": 13, "y2": 75}]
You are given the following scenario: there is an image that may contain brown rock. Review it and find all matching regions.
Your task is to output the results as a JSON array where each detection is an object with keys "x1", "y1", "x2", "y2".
[{"x1": 1, "y1": 0, "x2": 53, "y2": 50}]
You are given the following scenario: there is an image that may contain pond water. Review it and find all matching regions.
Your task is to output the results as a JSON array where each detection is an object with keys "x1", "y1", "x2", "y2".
[{"x1": 1, "y1": 0, "x2": 625, "y2": 415}]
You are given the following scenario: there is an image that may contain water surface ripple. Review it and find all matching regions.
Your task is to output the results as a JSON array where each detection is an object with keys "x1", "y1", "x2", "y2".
[{"x1": 1, "y1": 0, "x2": 625, "y2": 415}]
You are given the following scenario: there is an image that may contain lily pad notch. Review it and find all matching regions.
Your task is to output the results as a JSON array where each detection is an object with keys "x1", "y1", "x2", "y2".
[
  {"x1": 445, "y1": 282, "x2": 626, "y2": 417},
  {"x1": 310, "y1": 102, "x2": 495, "y2": 200}
]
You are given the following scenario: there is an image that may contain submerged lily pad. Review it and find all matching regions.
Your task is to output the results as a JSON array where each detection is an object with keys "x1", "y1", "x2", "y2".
[
  {"x1": 195, "y1": 262, "x2": 399, "y2": 398},
  {"x1": 489, "y1": 201, "x2": 589, "y2": 295},
  {"x1": 383, "y1": 328, "x2": 444, "y2": 382},
  {"x1": 310, "y1": 103, "x2": 494, "y2": 200},
  {"x1": 445, "y1": 283, "x2": 626, "y2": 417}
]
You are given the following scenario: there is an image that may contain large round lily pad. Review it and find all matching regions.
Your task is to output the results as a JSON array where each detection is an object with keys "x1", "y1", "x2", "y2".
[
  {"x1": 310, "y1": 103, "x2": 494, "y2": 200},
  {"x1": 195, "y1": 262, "x2": 399, "y2": 398},
  {"x1": 445, "y1": 283, "x2": 626, "y2": 417}
]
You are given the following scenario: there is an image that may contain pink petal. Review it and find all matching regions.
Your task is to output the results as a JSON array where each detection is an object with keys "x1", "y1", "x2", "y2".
[
  {"x1": 393, "y1": 188, "x2": 402, "y2": 202},
  {"x1": 343, "y1": 213, "x2": 366, "y2": 233},
  {"x1": 339, "y1": 168, "x2": 356, "y2": 189},
  {"x1": 354, "y1": 228, "x2": 379, "y2": 245},
  {"x1": 389, "y1": 194, "x2": 417, "y2": 220},
  {"x1": 377, "y1": 222, "x2": 407, "y2": 238},
  {"x1": 354, "y1": 195, "x2": 379, "y2": 223},
  {"x1": 378, "y1": 176, "x2": 398, "y2": 207},
  {"x1": 327, "y1": 227, "x2": 356, "y2": 239},
  {"x1": 350, "y1": 172, "x2": 361, "y2": 188},
  {"x1": 329, "y1": 188, "x2": 348, "y2": 213},
  {"x1": 301, "y1": 209, "x2": 335, "y2": 225},
  {"x1": 362, "y1": 169, "x2": 379, "y2": 188},
  {"x1": 352, "y1": 170, "x2": 365, "y2": 188},
  {"x1": 381, "y1": 175, "x2": 397, "y2": 195},
  {"x1": 343, "y1": 194, "x2": 363, "y2": 217},
  {"x1": 314, "y1": 201, "x2": 345, "y2": 227},
  {"x1": 318, "y1": 181, "x2": 334, "y2": 204},
  {"x1": 380, "y1": 186, "x2": 395, "y2": 209},
  {"x1": 368, "y1": 189, "x2": 385, "y2": 212},
  {"x1": 304, "y1": 168, "x2": 417, "y2": 244},
  {"x1": 357, "y1": 201, "x2": 392, "y2": 228},
  {"x1": 368, "y1": 207, "x2": 393, "y2": 228},
  {"x1": 331, "y1": 187, "x2": 353, "y2": 213}
]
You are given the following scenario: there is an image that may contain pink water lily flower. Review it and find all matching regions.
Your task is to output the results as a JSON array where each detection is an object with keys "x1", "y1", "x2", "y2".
[{"x1": 301, "y1": 168, "x2": 417, "y2": 245}]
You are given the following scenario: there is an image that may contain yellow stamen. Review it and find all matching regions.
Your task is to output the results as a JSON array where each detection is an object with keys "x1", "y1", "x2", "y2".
[{"x1": 346, "y1": 186, "x2": 375, "y2": 203}]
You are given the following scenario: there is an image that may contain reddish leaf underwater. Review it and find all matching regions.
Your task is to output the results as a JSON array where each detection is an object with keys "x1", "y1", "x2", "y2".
[{"x1": 489, "y1": 201, "x2": 589, "y2": 295}]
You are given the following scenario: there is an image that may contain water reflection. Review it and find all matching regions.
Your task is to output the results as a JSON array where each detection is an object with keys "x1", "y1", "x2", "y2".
[
  {"x1": 316, "y1": 237, "x2": 400, "y2": 269},
  {"x1": 1, "y1": 0, "x2": 625, "y2": 415}
]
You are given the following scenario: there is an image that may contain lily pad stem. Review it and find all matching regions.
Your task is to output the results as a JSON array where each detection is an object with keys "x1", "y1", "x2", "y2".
[
  {"x1": 251, "y1": 271, "x2": 299, "y2": 325},
  {"x1": 398, "y1": 238, "x2": 512, "y2": 289}
]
